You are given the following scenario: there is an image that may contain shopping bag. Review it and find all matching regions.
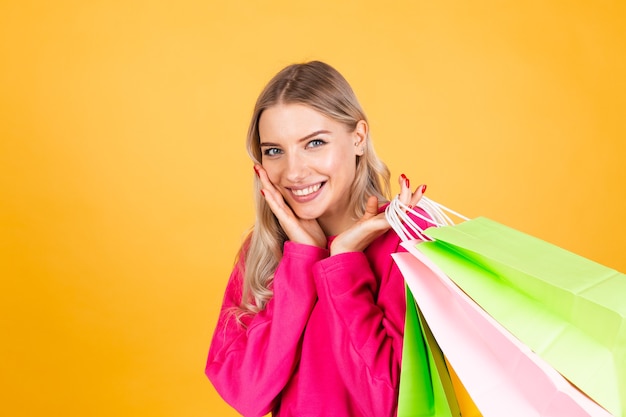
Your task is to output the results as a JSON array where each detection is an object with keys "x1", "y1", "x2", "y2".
[
  {"x1": 398, "y1": 286, "x2": 460, "y2": 417},
  {"x1": 413, "y1": 217, "x2": 626, "y2": 417},
  {"x1": 393, "y1": 247, "x2": 613, "y2": 417}
]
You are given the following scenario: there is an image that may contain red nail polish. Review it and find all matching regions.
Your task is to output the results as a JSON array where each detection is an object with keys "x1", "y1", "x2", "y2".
[
  {"x1": 407, "y1": 204, "x2": 413, "y2": 209},
  {"x1": 260, "y1": 189, "x2": 265, "y2": 196},
  {"x1": 254, "y1": 166, "x2": 260, "y2": 177},
  {"x1": 421, "y1": 185, "x2": 427, "y2": 193},
  {"x1": 401, "y1": 173, "x2": 406, "y2": 180},
  {"x1": 406, "y1": 178, "x2": 410, "y2": 188}
]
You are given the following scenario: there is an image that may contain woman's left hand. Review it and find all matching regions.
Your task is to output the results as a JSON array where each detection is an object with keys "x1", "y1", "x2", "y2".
[{"x1": 330, "y1": 174, "x2": 426, "y2": 255}]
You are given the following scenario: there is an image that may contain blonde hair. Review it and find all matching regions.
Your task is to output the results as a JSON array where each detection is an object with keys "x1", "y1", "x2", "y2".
[{"x1": 237, "y1": 61, "x2": 391, "y2": 318}]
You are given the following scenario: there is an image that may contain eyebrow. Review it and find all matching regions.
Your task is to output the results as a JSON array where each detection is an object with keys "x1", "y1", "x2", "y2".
[{"x1": 259, "y1": 130, "x2": 331, "y2": 147}]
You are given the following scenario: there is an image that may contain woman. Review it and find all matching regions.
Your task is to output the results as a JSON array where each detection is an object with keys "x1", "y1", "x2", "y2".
[{"x1": 206, "y1": 61, "x2": 429, "y2": 417}]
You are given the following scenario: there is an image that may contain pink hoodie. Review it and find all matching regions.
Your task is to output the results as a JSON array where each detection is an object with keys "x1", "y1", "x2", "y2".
[{"x1": 206, "y1": 212, "x2": 430, "y2": 416}]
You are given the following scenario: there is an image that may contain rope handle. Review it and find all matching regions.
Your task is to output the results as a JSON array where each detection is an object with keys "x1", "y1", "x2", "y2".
[{"x1": 384, "y1": 195, "x2": 469, "y2": 242}]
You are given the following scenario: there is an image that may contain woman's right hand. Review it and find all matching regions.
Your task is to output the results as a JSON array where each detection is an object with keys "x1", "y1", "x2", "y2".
[{"x1": 255, "y1": 164, "x2": 327, "y2": 248}]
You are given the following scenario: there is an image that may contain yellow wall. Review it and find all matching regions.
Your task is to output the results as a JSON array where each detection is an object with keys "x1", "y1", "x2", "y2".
[{"x1": 1, "y1": 1, "x2": 624, "y2": 415}]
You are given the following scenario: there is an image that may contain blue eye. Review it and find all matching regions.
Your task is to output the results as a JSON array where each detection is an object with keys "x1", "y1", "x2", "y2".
[
  {"x1": 263, "y1": 147, "x2": 282, "y2": 156},
  {"x1": 307, "y1": 139, "x2": 326, "y2": 148}
]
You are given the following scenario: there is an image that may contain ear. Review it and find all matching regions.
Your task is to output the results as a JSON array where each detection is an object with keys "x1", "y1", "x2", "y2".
[{"x1": 353, "y1": 120, "x2": 368, "y2": 156}]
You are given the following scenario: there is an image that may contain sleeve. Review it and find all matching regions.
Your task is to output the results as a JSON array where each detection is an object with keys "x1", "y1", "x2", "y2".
[
  {"x1": 312, "y1": 246, "x2": 406, "y2": 417},
  {"x1": 205, "y1": 241, "x2": 329, "y2": 417}
]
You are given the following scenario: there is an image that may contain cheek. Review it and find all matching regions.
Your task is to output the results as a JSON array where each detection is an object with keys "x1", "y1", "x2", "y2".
[
  {"x1": 261, "y1": 162, "x2": 280, "y2": 183},
  {"x1": 327, "y1": 153, "x2": 356, "y2": 178}
]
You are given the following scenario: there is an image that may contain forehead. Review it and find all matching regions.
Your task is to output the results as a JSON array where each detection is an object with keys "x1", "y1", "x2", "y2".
[{"x1": 258, "y1": 104, "x2": 339, "y2": 141}]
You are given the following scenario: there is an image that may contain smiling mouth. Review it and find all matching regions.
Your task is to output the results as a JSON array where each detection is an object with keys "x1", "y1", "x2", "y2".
[{"x1": 291, "y1": 182, "x2": 324, "y2": 197}]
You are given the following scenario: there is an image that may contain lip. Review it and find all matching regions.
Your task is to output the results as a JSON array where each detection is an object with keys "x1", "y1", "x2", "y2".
[{"x1": 287, "y1": 182, "x2": 325, "y2": 203}]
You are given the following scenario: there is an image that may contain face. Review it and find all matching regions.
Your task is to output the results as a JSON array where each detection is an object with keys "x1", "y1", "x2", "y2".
[{"x1": 258, "y1": 103, "x2": 366, "y2": 235}]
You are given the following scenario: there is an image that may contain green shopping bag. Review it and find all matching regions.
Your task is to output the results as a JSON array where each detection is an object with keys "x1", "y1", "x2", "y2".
[
  {"x1": 416, "y1": 217, "x2": 626, "y2": 417},
  {"x1": 398, "y1": 286, "x2": 460, "y2": 417}
]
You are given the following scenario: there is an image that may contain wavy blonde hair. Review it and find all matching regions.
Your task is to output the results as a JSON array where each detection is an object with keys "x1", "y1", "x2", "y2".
[{"x1": 237, "y1": 61, "x2": 391, "y2": 318}]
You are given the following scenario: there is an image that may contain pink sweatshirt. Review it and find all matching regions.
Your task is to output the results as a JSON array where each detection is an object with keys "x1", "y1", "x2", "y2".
[{"x1": 206, "y1": 212, "x2": 429, "y2": 416}]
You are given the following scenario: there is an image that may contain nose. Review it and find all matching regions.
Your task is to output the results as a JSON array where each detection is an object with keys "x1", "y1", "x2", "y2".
[{"x1": 285, "y1": 153, "x2": 307, "y2": 183}]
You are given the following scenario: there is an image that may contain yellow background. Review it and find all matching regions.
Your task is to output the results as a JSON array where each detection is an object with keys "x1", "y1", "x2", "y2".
[{"x1": 1, "y1": 1, "x2": 624, "y2": 416}]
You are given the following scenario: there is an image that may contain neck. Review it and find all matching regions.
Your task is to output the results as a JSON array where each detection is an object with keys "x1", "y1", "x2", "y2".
[{"x1": 317, "y1": 211, "x2": 356, "y2": 237}]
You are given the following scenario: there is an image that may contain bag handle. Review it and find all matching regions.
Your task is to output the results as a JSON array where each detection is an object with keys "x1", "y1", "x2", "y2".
[{"x1": 385, "y1": 195, "x2": 469, "y2": 242}]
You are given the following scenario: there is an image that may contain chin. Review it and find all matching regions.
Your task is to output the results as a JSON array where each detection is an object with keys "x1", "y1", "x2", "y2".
[{"x1": 292, "y1": 207, "x2": 324, "y2": 221}]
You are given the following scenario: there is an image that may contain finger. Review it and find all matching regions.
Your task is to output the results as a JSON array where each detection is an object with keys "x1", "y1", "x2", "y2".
[
  {"x1": 254, "y1": 164, "x2": 278, "y2": 193},
  {"x1": 255, "y1": 165, "x2": 288, "y2": 209},
  {"x1": 362, "y1": 195, "x2": 379, "y2": 220},
  {"x1": 255, "y1": 165, "x2": 294, "y2": 218},
  {"x1": 398, "y1": 174, "x2": 412, "y2": 205},
  {"x1": 408, "y1": 184, "x2": 427, "y2": 209}
]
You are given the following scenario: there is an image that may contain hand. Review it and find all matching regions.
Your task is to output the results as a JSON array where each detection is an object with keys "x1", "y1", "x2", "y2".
[
  {"x1": 398, "y1": 173, "x2": 427, "y2": 210},
  {"x1": 330, "y1": 174, "x2": 426, "y2": 255},
  {"x1": 255, "y1": 164, "x2": 327, "y2": 248}
]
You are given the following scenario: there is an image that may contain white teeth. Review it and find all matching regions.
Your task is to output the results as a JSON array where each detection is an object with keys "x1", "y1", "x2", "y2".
[{"x1": 292, "y1": 183, "x2": 322, "y2": 196}]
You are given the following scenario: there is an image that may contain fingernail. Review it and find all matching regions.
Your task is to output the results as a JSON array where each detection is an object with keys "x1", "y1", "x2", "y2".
[
  {"x1": 253, "y1": 165, "x2": 260, "y2": 177},
  {"x1": 406, "y1": 178, "x2": 410, "y2": 188},
  {"x1": 408, "y1": 204, "x2": 413, "y2": 209},
  {"x1": 421, "y1": 184, "x2": 427, "y2": 193},
  {"x1": 401, "y1": 173, "x2": 406, "y2": 180},
  {"x1": 260, "y1": 189, "x2": 265, "y2": 196}
]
